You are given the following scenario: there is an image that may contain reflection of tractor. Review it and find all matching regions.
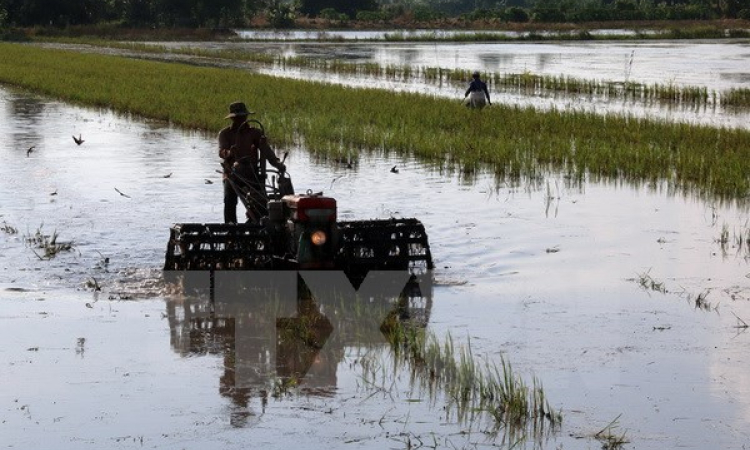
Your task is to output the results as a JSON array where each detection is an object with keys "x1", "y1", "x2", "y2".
[
  {"x1": 165, "y1": 272, "x2": 433, "y2": 425},
  {"x1": 164, "y1": 150, "x2": 433, "y2": 278}
]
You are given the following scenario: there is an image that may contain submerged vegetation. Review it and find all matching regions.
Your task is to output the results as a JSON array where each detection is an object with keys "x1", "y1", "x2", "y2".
[
  {"x1": 372, "y1": 320, "x2": 562, "y2": 439},
  {"x1": 633, "y1": 270, "x2": 720, "y2": 312},
  {"x1": 1, "y1": 43, "x2": 750, "y2": 204},
  {"x1": 717, "y1": 221, "x2": 750, "y2": 257}
]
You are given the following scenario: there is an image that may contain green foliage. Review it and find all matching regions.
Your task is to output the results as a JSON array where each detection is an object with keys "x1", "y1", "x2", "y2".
[
  {"x1": 1, "y1": 0, "x2": 747, "y2": 28},
  {"x1": 3, "y1": 0, "x2": 250, "y2": 28},
  {"x1": 267, "y1": 0, "x2": 298, "y2": 28},
  {"x1": 319, "y1": 7, "x2": 341, "y2": 20},
  {"x1": 356, "y1": 10, "x2": 383, "y2": 21},
  {"x1": 412, "y1": 4, "x2": 445, "y2": 21},
  {"x1": 505, "y1": 6, "x2": 530, "y2": 22},
  {"x1": 462, "y1": 8, "x2": 504, "y2": 21},
  {"x1": 317, "y1": 6, "x2": 350, "y2": 22},
  {"x1": 531, "y1": 7, "x2": 566, "y2": 22},
  {"x1": 300, "y1": 0, "x2": 377, "y2": 18}
]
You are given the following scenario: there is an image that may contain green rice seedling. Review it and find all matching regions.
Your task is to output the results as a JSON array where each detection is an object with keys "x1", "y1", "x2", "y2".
[
  {"x1": 41, "y1": 38, "x2": 750, "y2": 113},
  {"x1": 380, "y1": 316, "x2": 560, "y2": 441},
  {"x1": 722, "y1": 88, "x2": 750, "y2": 108},
  {"x1": 717, "y1": 223, "x2": 730, "y2": 252},
  {"x1": 3, "y1": 43, "x2": 750, "y2": 203}
]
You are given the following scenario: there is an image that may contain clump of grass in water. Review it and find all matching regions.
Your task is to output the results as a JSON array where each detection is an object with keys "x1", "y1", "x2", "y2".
[
  {"x1": 595, "y1": 414, "x2": 629, "y2": 449},
  {"x1": 715, "y1": 221, "x2": 750, "y2": 258},
  {"x1": 633, "y1": 270, "x2": 720, "y2": 313},
  {"x1": 379, "y1": 319, "x2": 561, "y2": 441},
  {"x1": 23, "y1": 225, "x2": 74, "y2": 259},
  {"x1": 690, "y1": 289, "x2": 718, "y2": 313},
  {"x1": 635, "y1": 270, "x2": 667, "y2": 294},
  {"x1": 1, "y1": 221, "x2": 18, "y2": 234}
]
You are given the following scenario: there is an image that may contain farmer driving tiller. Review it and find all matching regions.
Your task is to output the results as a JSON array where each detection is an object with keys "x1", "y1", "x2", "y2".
[
  {"x1": 218, "y1": 101, "x2": 289, "y2": 224},
  {"x1": 165, "y1": 102, "x2": 433, "y2": 278}
]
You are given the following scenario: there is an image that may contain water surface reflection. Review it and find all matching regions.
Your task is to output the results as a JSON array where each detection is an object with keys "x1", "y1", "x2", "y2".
[
  {"x1": 2, "y1": 87, "x2": 750, "y2": 450},
  {"x1": 165, "y1": 271, "x2": 431, "y2": 427}
]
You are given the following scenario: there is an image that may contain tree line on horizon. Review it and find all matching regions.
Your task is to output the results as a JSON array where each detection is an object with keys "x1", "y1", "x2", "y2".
[{"x1": 0, "y1": 0, "x2": 747, "y2": 29}]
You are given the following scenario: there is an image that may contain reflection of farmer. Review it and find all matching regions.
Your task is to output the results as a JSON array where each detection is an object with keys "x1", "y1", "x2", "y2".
[
  {"x1": 218, "y1": 102, "x2": 286, "y2": 223},
  {"x1": 464, "y1": 71, "x2": 491, "y2": 108}
]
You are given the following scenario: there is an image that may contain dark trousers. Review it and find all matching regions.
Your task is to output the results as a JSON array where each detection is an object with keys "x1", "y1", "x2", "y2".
[
  {"x1": 224, "y1": 179, "x2": 238, "y2": 224},
  {"x1": 224, "y1": 177, "x2": 267, "y2": 224}
]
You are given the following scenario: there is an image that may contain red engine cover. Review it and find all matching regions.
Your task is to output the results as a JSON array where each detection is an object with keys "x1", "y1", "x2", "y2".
[{"x1": 283, "y1": 194, "x2": 337, "y2": 223}]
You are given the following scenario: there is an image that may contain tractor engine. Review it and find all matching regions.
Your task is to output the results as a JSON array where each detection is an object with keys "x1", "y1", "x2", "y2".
[{"x1": 281, "y1": 193, "x2": 338, "y2": 268}]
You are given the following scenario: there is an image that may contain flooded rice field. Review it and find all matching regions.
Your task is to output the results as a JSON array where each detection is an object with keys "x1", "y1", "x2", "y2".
[
  {"x1": 126, "y1": 38, "x2": 750, "y2": 129},
  {"x1": 2, "y1": 80, "x2": 750, "y2": 450}
]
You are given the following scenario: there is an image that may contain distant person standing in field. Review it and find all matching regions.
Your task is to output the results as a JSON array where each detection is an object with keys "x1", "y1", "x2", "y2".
[{"x1": 464, "y1": 71, "x2": 491, "y2": 109}]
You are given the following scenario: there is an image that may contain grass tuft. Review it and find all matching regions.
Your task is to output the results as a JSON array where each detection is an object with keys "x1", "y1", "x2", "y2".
[
  {"x1": 378, "y1": 318, "x2": 561, "y2": 441},
  {"x1": 23, "y1": 225, "x2": 74, "y2": 259}
]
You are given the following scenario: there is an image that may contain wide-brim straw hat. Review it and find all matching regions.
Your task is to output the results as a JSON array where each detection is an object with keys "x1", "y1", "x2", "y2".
[{"x1": 225, "y1": 101, "x2": 254, "y2": 119}]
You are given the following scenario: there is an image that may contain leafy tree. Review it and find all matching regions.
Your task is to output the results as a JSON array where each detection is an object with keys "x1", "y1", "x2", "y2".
[
  {"x1": 319, "y1": 7, "x2": 340, "y2": 19},
  {"x1": 267, "y1": 0, "x2": 298, "y2": 27},
  {"x1": 0, "y1": 5, "x2": 7, "y2": 27},
  {"x1": 121, "y1": 0, "x2": 156, "y2": 26},
  {"x1": 356, "y1": 9, "x2": 383, "y2": 20},
  {"x1": 412, "y1": 3, "x2": 444, "y2": 20},
  {"x1": 299, "y1": 0, "x2": 377, "y2": 18},
  {"x1": 505, "y1": 5, "x2": 530, "y2": 21}
]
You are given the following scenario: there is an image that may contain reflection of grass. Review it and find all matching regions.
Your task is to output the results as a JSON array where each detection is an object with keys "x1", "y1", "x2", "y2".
[
  {"x1": 377, "y1": 318, "x2": 561, "y2": 442},
  {"x1": 3, "y1": 43, "x2": 750, "y2": 202}
]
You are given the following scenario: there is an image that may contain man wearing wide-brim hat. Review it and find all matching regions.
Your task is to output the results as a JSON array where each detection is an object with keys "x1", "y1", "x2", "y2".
[{"x1": 218, "y1": 101, "x2": 286, "y2": 223}]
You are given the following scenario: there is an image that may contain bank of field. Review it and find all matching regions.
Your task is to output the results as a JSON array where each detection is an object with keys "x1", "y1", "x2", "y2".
[{"x1": 1, "y1": 43, "x2": 748, "y2": 201}]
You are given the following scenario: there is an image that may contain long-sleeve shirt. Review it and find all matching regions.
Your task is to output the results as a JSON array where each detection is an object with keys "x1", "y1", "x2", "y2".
[
  {"x1": 465, "y1": 79, "x2": 490, "y2": 103},
  {"x1": 218, "y1": 121, "x2": 284, "y2": 179}
]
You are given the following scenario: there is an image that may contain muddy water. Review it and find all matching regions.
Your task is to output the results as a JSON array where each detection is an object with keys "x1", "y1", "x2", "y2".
[{"x1": 2, "y1": 86, "x2": 750, "y2": 449}]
